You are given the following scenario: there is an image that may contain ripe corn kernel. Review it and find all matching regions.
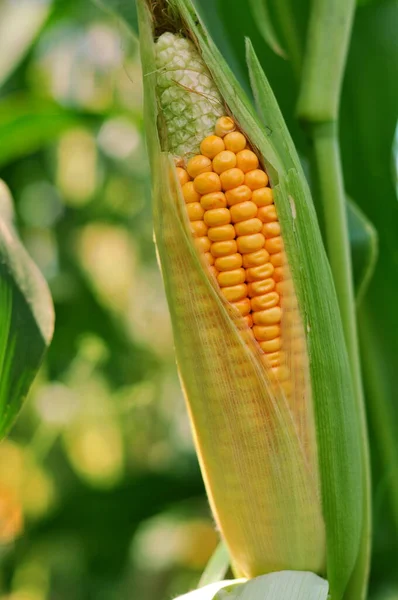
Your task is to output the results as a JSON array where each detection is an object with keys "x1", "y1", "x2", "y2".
[
  {"x1": 208, "y1": 224, "x2": 236, "y2": 242},
  {"x1": 259, "y1": 337, "x2": 283, "y2": 353},
  {"x1": 245, "y1": 262, "x2": 274, "y2": 282},
  {"x1": 248, "y1": 278, "x2": 276, "y2": 297},
  {"x1": 194, "y1": 172, "x2": 222, "y2": 195},
  {"x1": 265, "y1": 236, "x2": 284, "y2": 254},
  {"x1": 245, "y1": 169, "x2": 269, "y2": 190},
  {"x1": 182, "y1": 181, "x2": 201, "y2": 204},
  {"x1": 262, "y1": 222, "x2": 281, "y2": 238},
  {"x1": 211, "y1": 239, "x2": 238, "y2": 257},
  {"x1": 220, "y1": 168, "x2": 245, "y2": 191},
  {"x1": 236, "y1": 149, "x2": 259, "y2": 173},
  {"x1": 212, "y1": 151, "x2": 237, "y2": 174},
  {"x1": 200, "y1": 135, "x2": 225, "y2": 159},
  {"x1": 190, "y1": 220, "x2": 208, "y2": 237},
  {"x1": 258, "y1": 205, "x2": 277, "y2": 223},
  {"x1": 270, "y1": 252, "x2": 285, "y2": 267},
  {"x1": 276, "y1": 280, "x2": 294, "y2": 296},
  {"x1": 252, "y1": 306, "x2": 282, "y2": 326},
  {"x1": 243, "y1": 314, "x2": 253, "y2": 328},
  {"x1": 187, "y1": 155, "x2": 213, "y2": 178},
  {"x1": 236, "y1": 233, "x2": 266, "y2": 254},
  {"x1": 176, "y1": 167, "x2": 190, "y2": 186},
  {"x1": 252, "y1": 187, "x2": 274, "y2": 207},
  {"x1": 232, "y1": 297, "x2": 251, "y2": 316},
  {"x1": 274, "y1": 267, "x2": 284, "y2": 282},
  {"x1": 215, "y1": 116, "x2": 235, "y2": 137},
  {"x1": 200, "y1": 191, "x2": 227, "y2": 210},
  {"x1": 225, "y1": 185, "x2": 252, "y2": 206},
  {"x1": 230, "y1": 201, "x2": 258, "y2": 223},
  {"x1": 242, "y1": 248, "x2": 270, "y2": 268},
  {"x1": 253, "y1": 324, "x2": 281, "y2": 341},
  {"x1": 217, "y1": 268, "x2": 246, "y2": 287},
  {"x1": 187, "y1": 202, "x2": 205, "y2": 221},
  {"x1": 214, "y1": 253, "x2": 243, "y2": 271},
  {"x1": 221, "y1": 283, "x2": 248, "y2": 302},
  {"x1": 224, "y1": 131, "x2": 247, "y2": 153},
  {"x1": 208, "y1": 265, "x2": 218, "y2": 278},
  {"x1": 265, "y1": 351, "x2": 285, "y2": 367},
  {"x1": 195, "y1": 236, "x2": 211, "y2": 253},
  {"x1": 271, "y1": 365, "x2": 290, "y2": 381},
  {"x1": 234, "y1": 218, "x2": 263, "y2": 237},
  {"x1": 251, "y1": 291, "x2": 280, "y2": 311},
  {"x1": 204, "y1": 252, "x2": 214, "y2": 266},
  {"x1": 204, "y1": 208, "x2": 231, "y2": 227}
]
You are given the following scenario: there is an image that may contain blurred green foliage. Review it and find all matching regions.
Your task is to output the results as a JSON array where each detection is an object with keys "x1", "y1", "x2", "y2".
[{"x1": 0, "y1": 1, "x2": 217, "y2": 598}]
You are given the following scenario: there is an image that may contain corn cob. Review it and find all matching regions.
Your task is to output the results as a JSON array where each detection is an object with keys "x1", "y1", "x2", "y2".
[{"x1": 156, "y1": 33, "x2": 308, "y2": 420}]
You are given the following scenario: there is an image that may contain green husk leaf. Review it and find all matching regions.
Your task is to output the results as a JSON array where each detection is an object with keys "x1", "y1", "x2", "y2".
[
  {"x1": 0, "y1": 181, "x2": 54, "y2": 438},
  {"x1": 247, "y1": 0, "x2": 286, "y2": 58},
  {"x1": 245, "y1": 40, "x2": 364, "y2": 599},
  {"x1": 347, "y1": 198, "x2": 378, "y2": 305},
  {"x1": 198, "y1": 542, "x2": 230, "y2": 588}
]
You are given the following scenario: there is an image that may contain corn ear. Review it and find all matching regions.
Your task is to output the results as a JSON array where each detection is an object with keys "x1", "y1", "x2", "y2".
[{"x1": 137, "y1": 1, "x2": 364, "y2": 598}]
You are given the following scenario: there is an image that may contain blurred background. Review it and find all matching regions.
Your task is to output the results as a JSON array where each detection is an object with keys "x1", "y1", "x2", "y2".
[
  {"x1": 0, "y1": 1, "x2": 218, "y2": 598},
  {"x1": 0, "y1": 0, "x2": 397, "y2": 599}
]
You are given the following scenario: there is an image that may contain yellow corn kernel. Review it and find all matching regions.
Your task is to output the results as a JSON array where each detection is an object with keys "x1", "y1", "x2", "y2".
[
  {"x1": 251, "y1": 291, "x2": 280, "y2": 311},
  {"x1": 248, "y1": 278, "x2": 275, "y2": 297},
  {"x1": 243, "y1": 314, "x2": 253, "y2": 328},
  {"x1": 225, "y1": 185, "x2": 252, "y2": 206},
  {"x1": 224, "y1": 131, "x2": 247, "y2": 153},
  {"x1": 214, "y1": 253, "x2": 243, "y2": 271},
  {"x1": 252, "y1": 306, "x2": 282, "y2": 326},
  {"x1": 271, "y1": 365, "x2": 290, "y2": 381},
  {"x1": 252, "y1": 187, "x2": 274, "y2": 207},
  {"x1": 259, "y1": 337, "x2": 283, "y2": 353},
  {"x1": 212, "y1": 150, "x2": 237, "y2": 174},
  {"x1": 232, "y1": 297, "x2": 251, "y2": 316},
  {"x1": 270, "y1": 252, "x2": 285, "y2": 267},
  {"x1": 273, "y1": 267, "x2": 284, "y2": 282},
  {"x1": 230, "y1": 201, "x2": 258, "y2": 223},
  {"x1": 234, "y1": 218, "x2": 263, "y2": 236},
  {"x1": 221, "y1": 283, "x2": 248, "y2": 302},
  {"x1": 276, "y1": 280, "x2": 294, "y2": 296},
  {"x1": 211, "y1": 239, "x2": 238, "y2": 257},
  {"x1": 217, "y1": 268, "x2": 246, "y2": 287},
  {"x1": 264, "y1": 351, "x2": 285, "y2": 367},
  {"x1": 258, "y1": 205, "x2": 277, "y2": 223},
  {"x1": 190, "y1": 220, "x2": 208, "y2": 237},
  {"x1": 177, "y1": 167, "x2": 190, "y2": 186},
  {"x1": 253, "y1": 324, "x2": 281, "y2": 341},
  {"x1": 236, "y1": 233, "x2": 265, "y2": 254},
  {"x1": 264, "y1": 236, "x2": 284, "y2": 254},
  {"x1": 200, "y1": 135, "x2": 225, "y2": 159},
  {"x1": 208, "y1": 265, "x2": 218, "y2": 278},
  {"x1": 187, "y1": 202, "x2": 205, "y2": 221},
  {"x1": 204, "y1": 208, "x2": 231, "y2": 227},
  {"x1": 215, "y1": 116, "x2": 235, "y2": 137},
  {"x1": 220, "y1": 168, "x2": 245, "y2": 191},
  {"x1": 182, "y1": 181, "x2": 201, "y2": 204},
  {"x1": 242, "y1": 249, "x2": 270, "y2": 268},
  {"x1": 204, "y1": 251, "x2": 214, "y2": 266},
  {"x1": 208, "y1": 224, "x2": 236, "y2": 242},
  {"x1": 200, "y1": 191, "x2": 227, "y2": 210},
  {"x1": 245, "y1": 169, "x2": 269, "y2": 190},
  {"x1": 194, "y1": 172, "x2": 222, "y2": 195},
  {"x1": 245, "y1": 262, "x2": 274, "y2": 282},
  {"x1": 187, "y1": 155, "x2": 213, "y2": 178},
  {"x1": 262, "y1": 222, "x2": 281, "y2": 238},
  {"x1": 194, "y1": 236, "x2": 211, "y2": 253},
  {"x1": 236, "y1": 149, "x2": 259, "y2": 173}
]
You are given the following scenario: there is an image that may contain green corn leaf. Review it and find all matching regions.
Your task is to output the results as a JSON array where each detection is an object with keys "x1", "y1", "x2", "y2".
[
  {"x1": 0, "y1": 181, "x2": 54, "y2": 438},
  {"x1": 94, "y1": 0, "x2": 138, "y2": 35},
  {"x1": 247, "y1": 0, "x2": 286, "y2": 59},
  {"x1": 346, "y1": 199, "x2": 378, "y2": 305},
  {"x1": 198, "y1": 542, "x2": 230, "y2": 588}
]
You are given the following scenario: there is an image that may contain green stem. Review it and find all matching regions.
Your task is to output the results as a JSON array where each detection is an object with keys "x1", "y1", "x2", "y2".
[{"x1": 297, "y1": 1, "x2": 370, "y2": 599}]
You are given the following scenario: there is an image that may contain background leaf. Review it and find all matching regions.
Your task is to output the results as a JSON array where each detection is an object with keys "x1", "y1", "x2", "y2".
[{"x1": 0, "y1": 181, "x2": 54, "y2": 437}]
